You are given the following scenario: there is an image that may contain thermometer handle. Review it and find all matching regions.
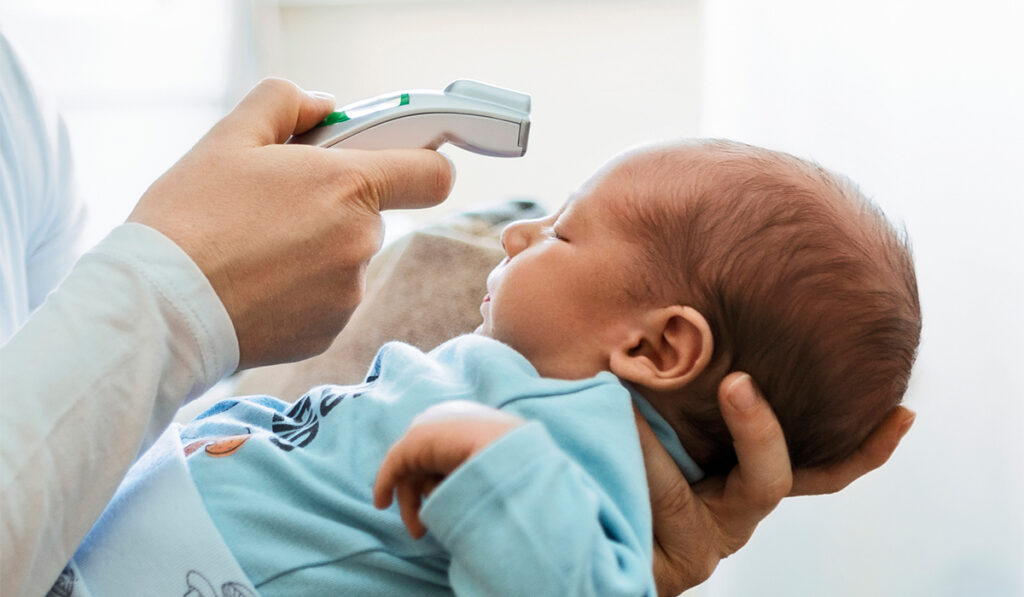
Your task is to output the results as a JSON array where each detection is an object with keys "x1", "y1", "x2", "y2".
[{"x1": 287, "y1": 80, "x2": 531, "y2": 157}]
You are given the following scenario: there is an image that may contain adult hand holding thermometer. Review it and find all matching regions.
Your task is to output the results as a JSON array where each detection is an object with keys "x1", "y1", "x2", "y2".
[{"x1": 287, "y1": 79, "x2": 530, "y2": 157}]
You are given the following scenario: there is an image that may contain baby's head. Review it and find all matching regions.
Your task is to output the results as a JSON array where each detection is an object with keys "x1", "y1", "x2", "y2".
[{"x1": 478, "y1": 139, "x2": 921, "y2": 475}]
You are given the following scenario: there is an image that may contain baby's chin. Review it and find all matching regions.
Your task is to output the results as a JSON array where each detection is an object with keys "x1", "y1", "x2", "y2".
[{"x1": 473, "y1": 320, "x2": 492, "y2": 336}]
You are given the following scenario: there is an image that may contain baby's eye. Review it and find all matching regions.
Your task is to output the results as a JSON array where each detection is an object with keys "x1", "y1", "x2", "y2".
[{"x1": 546, "y1": 226, "x2": 567, "y2": 242}]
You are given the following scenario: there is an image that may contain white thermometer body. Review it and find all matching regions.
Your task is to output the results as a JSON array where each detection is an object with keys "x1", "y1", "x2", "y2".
[{"x1": 287, "y1": 80, "x2": 530, "y2": 157}]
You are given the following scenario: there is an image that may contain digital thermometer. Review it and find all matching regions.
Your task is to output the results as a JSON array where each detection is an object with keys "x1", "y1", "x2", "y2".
[{"x1": 287, "y1": 80, "x2": 530, "y2": 157}]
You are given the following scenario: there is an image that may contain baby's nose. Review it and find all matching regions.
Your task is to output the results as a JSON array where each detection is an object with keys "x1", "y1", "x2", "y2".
[{"x1": 500, "y1": 220, "x2": 532, "y2": 257}]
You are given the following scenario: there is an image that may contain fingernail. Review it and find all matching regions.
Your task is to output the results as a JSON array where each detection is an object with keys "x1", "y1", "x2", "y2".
[
  {"x1": 726, "y1": 373, "x2": 757, "y2": 411},
  {"x1": 440, "y1": 152, "x2": 457, "y2": 193},
  {"x1": 308, "y1": 90, "x2": 336, "y2": 103}
]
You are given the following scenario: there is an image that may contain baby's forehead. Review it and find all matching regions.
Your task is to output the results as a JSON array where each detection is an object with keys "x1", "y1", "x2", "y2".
[
  {"x1": 597, "y1": 145, "x2": 733, "y2": 198},
  {"x1": 605, "y1": 142, "x2": 857, "y2": 215},
  {"x1": 583, "y1": 143, "x2": 876, "y2": 258},
  {"x1": 582, "y1": 146, "x2": 715, "y2": 213}
]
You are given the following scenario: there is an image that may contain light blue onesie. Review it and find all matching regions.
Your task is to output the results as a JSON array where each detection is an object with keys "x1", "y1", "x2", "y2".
[{"x1": 181, "y1": 334, "x2": 703, "y2": 596}]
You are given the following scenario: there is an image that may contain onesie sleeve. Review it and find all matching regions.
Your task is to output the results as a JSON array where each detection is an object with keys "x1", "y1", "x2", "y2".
[
  {"x1": 419, "y1": 421, "x2": 656, "y2": 597},
  {"x1": 0, "y1": 223, "x2": 238, "y2": 597}
]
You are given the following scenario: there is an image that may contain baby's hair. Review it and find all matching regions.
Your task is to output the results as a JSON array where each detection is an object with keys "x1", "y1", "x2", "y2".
[{"x1": 620, "y1": 140, "x2": 921, "y2": 475}]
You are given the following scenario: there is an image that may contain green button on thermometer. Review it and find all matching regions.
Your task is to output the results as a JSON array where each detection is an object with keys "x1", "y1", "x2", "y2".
[{"x1": 287, "y1": 80, "x2": 530, "y2": 157}]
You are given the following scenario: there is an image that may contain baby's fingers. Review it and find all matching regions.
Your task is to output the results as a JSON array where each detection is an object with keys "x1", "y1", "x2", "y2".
[
  {"x1": 374, "y1": 405, "x2": 525, "y2": 540},
  {"x1": 396, "y1": 480, "x2": 428, "y2": 538},
  {"x1": 373, "y1": 463, "x2": 396, "y2": 510},
  {"x1": 373, "y1": 435, "x2": 414, "y2": 509},
  {"x1": 374, "y1": 440, "x2": 433, "y2": 538},
  {"x1": 373, "y1": 440, "x2": 414, "y2": 509},
  {"x1": 372, "y1": 420, "x2": 474, "y2": 513}
]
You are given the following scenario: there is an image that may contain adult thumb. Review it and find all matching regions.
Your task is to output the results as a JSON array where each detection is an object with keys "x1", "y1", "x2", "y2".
[
  {"x1": 718, "y1": 372, "x2": 792, "y2": 511},
  {"x1": 210, "y1": 77, "x2": 336, "y2": 147}
]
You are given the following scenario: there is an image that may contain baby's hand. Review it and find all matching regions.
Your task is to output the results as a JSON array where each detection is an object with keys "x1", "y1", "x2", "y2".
[{"x1": 373, "y1": 401, "x2": 524, "y2": 538}]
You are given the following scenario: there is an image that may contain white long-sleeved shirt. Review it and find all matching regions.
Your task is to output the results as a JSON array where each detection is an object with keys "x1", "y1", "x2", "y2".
[
  {"x1": 0, "y1": 32, "x2": 84, "y2": 344},
  {"x1": 0, "y1": 33, "x2": 239, "y2": 597},
  {"x1": 0, "y1": 226, "x2": 239, "y2": 596}
]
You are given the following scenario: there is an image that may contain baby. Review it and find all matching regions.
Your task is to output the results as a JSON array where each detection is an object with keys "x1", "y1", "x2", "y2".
[{"x1": 52, "y1": 139, "x2": 920, "y2": 597}]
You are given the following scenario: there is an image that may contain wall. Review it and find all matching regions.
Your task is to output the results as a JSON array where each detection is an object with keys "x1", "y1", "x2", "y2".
[
  {"x1": 267, "y1": 0, "x2": 702, "y2": 239},
  {"x1": 0, "y1": 0, "x2": 236, "y2": 251},
  {"x1": 698, "y1": 1, "x2": 1023, "y2": 595},
  {"x1": 1, "y1": 0, "x2": 702, "y2": 246}
]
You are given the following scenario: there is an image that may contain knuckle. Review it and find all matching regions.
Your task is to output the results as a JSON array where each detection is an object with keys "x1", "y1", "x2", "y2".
[
  {"x1": 333, "y1": 277, "x2": 365, "y2": 312},
  {"x1": 661, "y1": 479, "x2": 698, "y2": 515},
  {"x1": 654, "y1": 564, "x2": 684, "y2": 596},
  {"x1": 342, "y1": 161, "x2": 390, "y2": 212},
  {"x1": 764, "y1": 474, "x2": 793, "y2": 502},
  {"x1": 292, "y1": 333, "x2": 336, "y2": 362},
  {"x1": 334, "y1": 234, "x2": 372, "y2": 265},
  {"x1": 257, "y1": 76, "x2": 297, "y2": 97},
  {"x1": 745, "y1": 415, "x2": 781, "y2": 447},
  {"x1": 820, "y1": 470, "x2": 846, "y2": 495},
  {"x1": 310, "y1": 333, "x2": 337, "y2": 357},
  {"x1": 665, "y1": 548, "x2": 718, "y2": 593},
  {"x1": 746, "y1": 485, "x2": 785, "y2": 513},
  {"x1": 700, "y1": 553, "x2": 719, "y2": 583},
  {"x1": 360, "y1": 221, "x2": 386, "y2": 259},
  {"x1": 296, "y1": 148, "x2": 332, "y2": 178},
  {"x1": 351, "y1": 232, "x2": 380, "y2": 265}
]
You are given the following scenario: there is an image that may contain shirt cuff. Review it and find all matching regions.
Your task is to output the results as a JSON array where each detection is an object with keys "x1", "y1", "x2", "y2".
[{"x1": 92, "y1": 223, "x2": 239, "y2": 390}]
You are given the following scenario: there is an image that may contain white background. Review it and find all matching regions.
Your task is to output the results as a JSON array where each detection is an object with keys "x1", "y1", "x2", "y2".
[
  {"x1": 2, "y1": 1, "x2": 1021, "y2": 595},
  {"x1": 697, "y1": 2, "x2": 1023, "y2": 596}
]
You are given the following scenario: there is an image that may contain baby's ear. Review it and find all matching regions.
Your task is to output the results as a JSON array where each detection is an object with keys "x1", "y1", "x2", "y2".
[{"x1": 610, "y1": 306, "x2": 713, "y2": 391}]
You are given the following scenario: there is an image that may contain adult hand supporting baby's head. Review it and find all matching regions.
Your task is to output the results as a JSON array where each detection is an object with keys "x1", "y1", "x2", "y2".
[
  {"x1": 637, "y1": 372, "x2": 915, "y2": 596},
  {"x1": 128, "y1": 78, "x2": 455, "y2": 369}
]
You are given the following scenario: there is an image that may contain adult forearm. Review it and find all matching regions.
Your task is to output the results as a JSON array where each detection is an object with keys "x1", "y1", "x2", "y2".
[{"x1": 0, "y1": 223, "x2": 238, "y2": 597}]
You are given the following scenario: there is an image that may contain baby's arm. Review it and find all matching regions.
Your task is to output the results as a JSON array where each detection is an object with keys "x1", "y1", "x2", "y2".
[
  {"x1": 373, "y1": 400, "x2": 525, "y2": 537},
  {"x1": 374, "y1": 400, "x2": 656, "y2": 596}
]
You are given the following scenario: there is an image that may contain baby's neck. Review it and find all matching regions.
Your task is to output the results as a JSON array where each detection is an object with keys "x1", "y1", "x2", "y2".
[{"x1": 634, "y1": 386, "x2": 730, "y2": 476}]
